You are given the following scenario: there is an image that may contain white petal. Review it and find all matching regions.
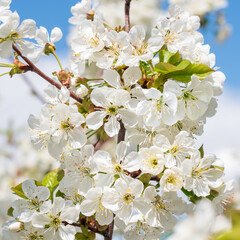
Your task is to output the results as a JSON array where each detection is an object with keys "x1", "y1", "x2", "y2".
[
  {"x1": 18, "y1": 19, "x2": 36, "y2": 38},
  {"x1": 116, "y1": 141, "x2": 127, "y2": 161},
  {"x1": 119, "y1": 109, "x2": 138, "y2": 127},
  {"x1": 104, "y1": 116, "x2": 120, "y2": 137},
  {"x1": 61, "y1": 207, "x2": 80, "y2": 223},
  {"x1": 81, "y1": 200, "x2": 96, "y2": 216},
  {"x1": 103, "y1": 69, "x2": 121, "y2": 88},
  {"x1": 36, "y1": 26, "x2": 49, "y2": 45},
  {"x1": 32, "y1": 214, "x2": 50, "y2": 228},
  {"x1": 22, "y1": 179, "x2": 36, "y2": 200},
  {"x1": 68, "y1": 128, "x2": 87, "y2": 148},
  {"x1": 86, "y1": 111, "x2": 106, "y2": 130},
  {"x1": 50, "y1": 27, "x2": 63, "y2": 43},
  {"x1": 122, "y1": 67, "x2": 142, "y2": 86},
  {"x1": 36, "y1": 186, "x2": 50, "y2": 201}
]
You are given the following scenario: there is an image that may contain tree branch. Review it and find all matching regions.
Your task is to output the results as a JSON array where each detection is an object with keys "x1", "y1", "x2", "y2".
[
  {"x1": 125, "y1": 0, "x2": 132, "y2": 32},
  {"x1": 117, "y1": 120, "x2": 126, "y2": 143},
  {"x1": 12, "y1": 45, "x2": 82, "y2": 103}
]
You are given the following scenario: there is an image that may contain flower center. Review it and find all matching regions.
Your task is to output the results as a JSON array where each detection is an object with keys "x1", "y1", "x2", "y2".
[
  {"x1": 50, "y1": 216, "x2": 61, "y2": 230},
  {"x1": 151, "y1": 158, "x2": 158, "y2": 166},
  {"x1": 28, "y1": 232, "x2": 44, "y2": 240},
  {"x1": 167, "y1": 173, "x2": 177, "y2": 183},
  {"x1": 123, "y1": 193, "x2": 135, "y2": 204},
  {"x1": 114, "y1": 164, "x2": 122, "y2": 173},
  {"x1": 107, "y1": 106, "x2": 118, "y2": 115},
  {"x1": 61, "y1": 119, "x2": 74, "y2": 130}
]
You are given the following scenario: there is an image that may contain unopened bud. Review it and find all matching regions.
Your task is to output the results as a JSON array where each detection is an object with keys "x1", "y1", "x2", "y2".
[
  {"x1": 3, "y1": 221, "x2": 23, "y2": 232},
  {"x1": 70, "y1": 77, "x2": 87, "y2": 87},
  {"x1": 9, "y1": 59, "x2": 30, "y2": 77},
  {"x1": 76, "y1": 84, "x2": 88, "y2": 98},
  {"x1": 70, "y1": 77, "x2": 79, "y2": 87}
]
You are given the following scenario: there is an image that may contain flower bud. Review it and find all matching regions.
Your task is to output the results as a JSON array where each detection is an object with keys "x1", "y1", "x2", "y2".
[
  {"x1": 3, "y1": 220, "x2": 23, "y2": 232},
  {"x1": 9, "y1": 59, "x2": 30, "y2": 77},
  {"x1": 70, "y1": 77, "x2": 79, "y2": 87},
  {"x1": 76, "y1": 84, "x2": 88, "y2": 98}
]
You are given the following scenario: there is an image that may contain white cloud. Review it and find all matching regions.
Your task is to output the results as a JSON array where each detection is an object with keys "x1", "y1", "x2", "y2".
[
  {"x1": 197, "y1": 88, "x2": 240, "y2": 180},
  {"x1": 0, "y1": 56, "x2": 68, "y2": 129}
]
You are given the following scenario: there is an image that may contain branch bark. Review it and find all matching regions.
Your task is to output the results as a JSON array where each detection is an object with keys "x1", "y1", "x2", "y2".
[
  {"x1": 12, "y1": 45, "x2": 82, "y2": 103},
  {"x1": 117, "y1": 120, "x2": 126, "y2": 143},
  {"x1": 103, "y1": 3, "x2": 133, "y2": 238},
  {"x1": 125, "y1": 0, "x2": 132, "y2": 33}
]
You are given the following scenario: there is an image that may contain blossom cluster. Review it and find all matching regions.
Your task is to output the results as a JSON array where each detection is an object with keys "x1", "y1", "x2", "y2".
[{"x1": 0, "y1": 0, "x2": 233, "y2": 240}]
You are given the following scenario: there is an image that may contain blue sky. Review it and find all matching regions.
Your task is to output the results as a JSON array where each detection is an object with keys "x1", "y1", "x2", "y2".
[{"x1": 10, "y1": 0, "x2": 240, "y2": 90}]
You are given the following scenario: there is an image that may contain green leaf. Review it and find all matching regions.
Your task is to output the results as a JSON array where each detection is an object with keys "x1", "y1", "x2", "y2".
[
  {"x1": 42, "y1": 168, "x2": 64, "y2": 197},
  {"x1": 75, "y1": 233, "x2": 89, "y2": 240},
  {"x1": 159, "y1": 50, "x2": 181, "y2": 65},
  {"x1": 155, "y1": 61, "x2": 189, "y2": 74},
  {"x1": 7, "y1": 207, "x2": 13, "y2": 217},
  {"x1": 140, "y1": 61, "x2": 151, "y2": 73},
  {"x1": 81, "y1": 225, "x2": 89, "y2": 236},
  {"x1": 167, "y1": 62, "x2": 214, "y2": 83},
  {"x1": 138, "y1": 173, "x2": 152, "y2": 187},
  {"x1": 11, "y1": 180, "x2": 42, "y2": 199},
  {"x1": 181, "y1": 188, "x2": 201, "y2": 203},
  {"x1": 199, "y1": 144, "x2": 204, "y2": 158},
  {"x1": 75, "y1": 225, "x2": 96, "y2": 240}
]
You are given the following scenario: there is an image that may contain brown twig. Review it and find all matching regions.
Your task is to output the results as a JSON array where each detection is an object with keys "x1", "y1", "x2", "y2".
[
  {"x1": 103, "y1": 4, "x2": 133, "y2": 238},
  {"x1": 105, "y1": 220, "x2": 114, "y2": 240},
  {"x1": 151, "y1": 175, "x2": 160, "y2": 181},
  {"x1": 63, "y1": 220, "x2": 106, "y2": 237},
  {"x1": 117, "y1": 120, "x2": 126, "y2": 144},
  {"x1": 12, "y1": 45, "x2": 82, "y2": 103},
  {"x1": 125, "y1": 0, "x2": 132, "y2": 33}
]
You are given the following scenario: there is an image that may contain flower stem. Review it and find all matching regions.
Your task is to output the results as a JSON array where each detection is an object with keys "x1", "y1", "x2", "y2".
[
  {"x1": 52, "y1": 51, "x2": 63, "y2": 70},
  {"x1": 0, "y1": 71, "x2": 10, "y2": 77},
  {"x1": 0, "y1": 63, "x2": 14, "y2": 68},
  {"x1": 86, "y1": 78, "x2": 104, "y2": 81},
  {"x1": 87, "y1": 130, "x2": 98, "y2": 139},
  {"x1": 103, "y1": 21, "x2": 115, "y2": 30}
]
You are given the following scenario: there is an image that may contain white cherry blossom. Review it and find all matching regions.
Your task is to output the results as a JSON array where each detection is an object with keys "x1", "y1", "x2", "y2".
[
  {"x1": 153, "y1": 131, "x2": 197, "y2": 167},
  {"x1": 32, "y1": 197, "x2": 80, "y2": 240},
  {"x1": 81, "y1": 187, "x2": 114, "y2": 225},
  {"x1": 165, "y1": 77, "x2": 213, "y2": 121},
  {"x1": 86, "y1": 87, "x2": 137, "y2": 137},
  {"x1": 102, "y1": 176, "x2": 144, "y2": 224},
  {"x1": 93, "y1": 141, "x2": 140, "y2": 178},
  {"x1": 116, "y1": 214, "x2": 164, "y2": 240},
  {"x1": 121, "y1": 25, "x2": 163, "y2": 66},
  {"x1": 140, "y1": 187, "x2": 189, "y2": 231},
  {"x1": 139, "y1": 146, "x2": 165, "y2": 175},
  {"x1": 183, "y1": 153, "x2": 224, "y2": 197},
  {"x1": 0, "y1": 12, "x2": 36, "y2": 59},
  {"x1": 12, "y1": 180, "x2": 51, "y2": 222},
  {"x1": 160, "y1": 167, "x2": 184, "y2": 192},
  {"x1": 136, "y1": 87, "x2": 178, "y2": 127}
]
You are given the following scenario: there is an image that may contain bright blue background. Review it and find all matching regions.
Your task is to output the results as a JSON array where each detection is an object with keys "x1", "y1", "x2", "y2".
[{"x1": 10, "y1": 0, "x2": 240, "y2": 90}]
